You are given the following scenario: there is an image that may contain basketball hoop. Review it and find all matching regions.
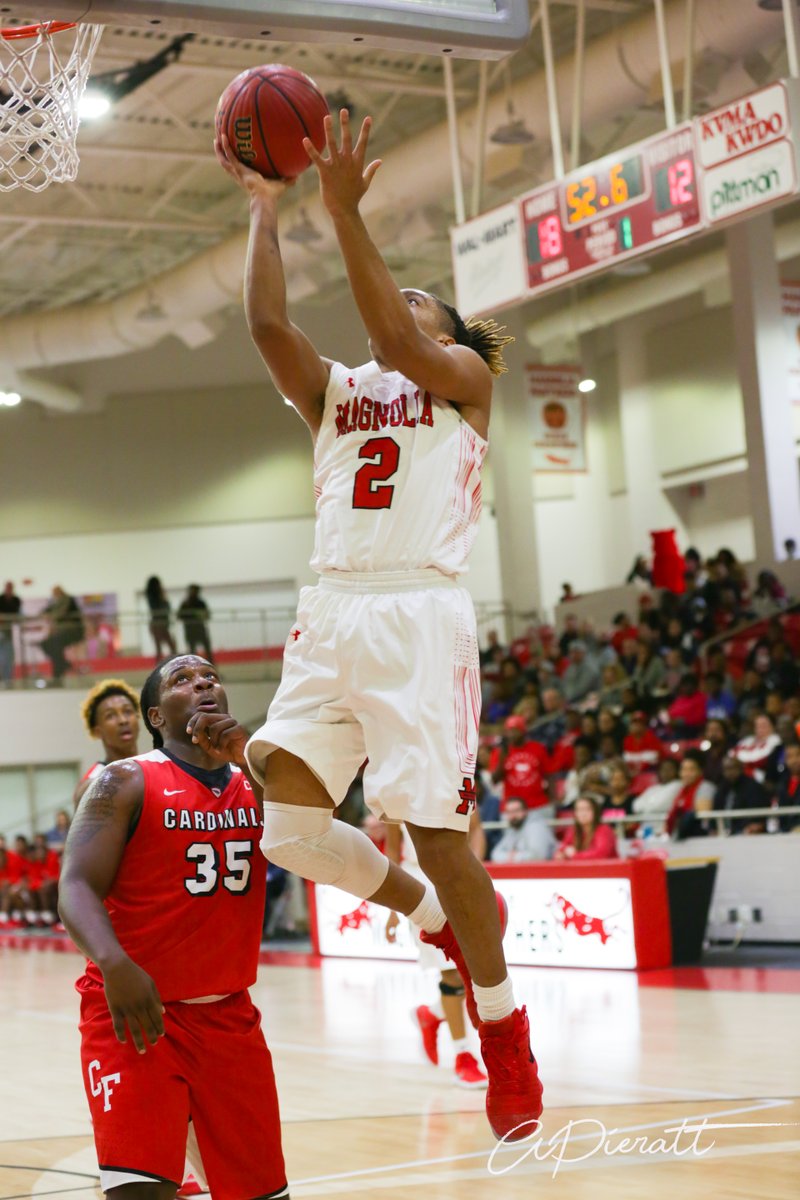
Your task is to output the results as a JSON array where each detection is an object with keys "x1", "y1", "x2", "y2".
[{"x1": 0, "y1": 20, "x2": 103, "y2": 191}]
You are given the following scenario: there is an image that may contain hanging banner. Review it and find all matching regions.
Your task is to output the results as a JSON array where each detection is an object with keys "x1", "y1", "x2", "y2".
[
  {"x1": 697, "y1": 81, "x2": 799, "y2": 224},
  {"x1": 782, "y1": 282, "x2": 800, "y2": 404},
  {"x1": 450, "y1": 200, "x2": 527, "y2": 316},
  {"x1": 527, "y1": 365, "x2": 586, "y2": 473}
]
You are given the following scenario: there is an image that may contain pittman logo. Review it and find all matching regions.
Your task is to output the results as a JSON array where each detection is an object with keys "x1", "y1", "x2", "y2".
[{"x1": 709, "y1": 165, "x2": 782, "y2": 218}]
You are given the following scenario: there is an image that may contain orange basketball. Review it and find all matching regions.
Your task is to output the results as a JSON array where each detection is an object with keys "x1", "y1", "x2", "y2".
[{"x1": 215, "y1": 64, "x2": 329, "y2": 180}]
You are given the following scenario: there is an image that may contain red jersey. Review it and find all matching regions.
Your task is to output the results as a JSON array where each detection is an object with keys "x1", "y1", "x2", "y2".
[
  {"x1": 503, "y1": 742, "x2": 551, "y2": 810},
  {"x1": 0, "y1": 849, "x2": 26, "y2": 885},
  {"x1": 622, "y1": 731, "x2": 663, "y2": 772},
  {"x1": 28, "y1": 849, "x2": 60, "y2": 888},
  {"x1": 80, "y1": 750, "x2": 266, "y2": 1003}
]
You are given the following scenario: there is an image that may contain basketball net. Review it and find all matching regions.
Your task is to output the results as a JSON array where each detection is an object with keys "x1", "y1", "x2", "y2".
[{"x1": 0, "y1": 21, "x2": 103, "y2": 191}]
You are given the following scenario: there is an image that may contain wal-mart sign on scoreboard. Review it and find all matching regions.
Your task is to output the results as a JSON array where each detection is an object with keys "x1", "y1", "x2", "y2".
[{"x1": 452, "y1": 78, "x2": 800, "y2": 317}]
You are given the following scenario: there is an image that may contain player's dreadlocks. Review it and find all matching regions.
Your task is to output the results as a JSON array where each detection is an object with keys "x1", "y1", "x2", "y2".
[
  {"x1": 433, "y1": 296, "x2": 514, "y2": 377},
  {"x1": 80, "y1": 678, "x2": 140, "y2": 735}
]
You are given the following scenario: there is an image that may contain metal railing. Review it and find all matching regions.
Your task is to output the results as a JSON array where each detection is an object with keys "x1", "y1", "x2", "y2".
[
  {"x1": 483, "y1": 806, "x2": 800, "y2": 839},
  {"x1": 0, "y1": 607, "x2": 298, "y2": 687}
]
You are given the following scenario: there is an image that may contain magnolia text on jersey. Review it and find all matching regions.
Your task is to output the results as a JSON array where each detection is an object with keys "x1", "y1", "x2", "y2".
[
  {"x1": 335, "y1": 391, "x2": 434, "y2": 438},
  {"x1": 163, "y1": 806, "x2": 262, "y2": 831}
]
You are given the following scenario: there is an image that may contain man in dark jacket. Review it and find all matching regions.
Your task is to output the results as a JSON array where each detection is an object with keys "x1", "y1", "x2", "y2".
[{"x1": 713, "y1": 755, "x2": 770, "y2": 835}]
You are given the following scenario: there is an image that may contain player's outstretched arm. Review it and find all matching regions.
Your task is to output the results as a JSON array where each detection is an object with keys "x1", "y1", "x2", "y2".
[
  {"x1": 59, "y1": 762, "x2": 165, "y2": 1054},
  {"x1": 215, "y1": 134, "x2": 331, "y2": 435},
  {"x1": 305, "y1": 111, "x2": 492, "y2": 413}
]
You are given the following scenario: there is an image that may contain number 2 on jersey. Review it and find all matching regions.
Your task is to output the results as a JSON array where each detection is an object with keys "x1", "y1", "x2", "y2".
[{"x1": 352, "y1": 437, "x2": 400, "y2": 510}]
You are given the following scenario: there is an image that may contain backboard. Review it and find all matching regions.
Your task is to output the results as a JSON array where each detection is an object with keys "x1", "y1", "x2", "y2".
[{"x1": 0, "y1": 0, "x2": 530, "y2": 57}]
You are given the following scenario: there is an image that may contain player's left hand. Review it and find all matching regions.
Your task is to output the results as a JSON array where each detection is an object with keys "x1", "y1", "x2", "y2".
[
  {"x1": 187, "y1": 712, "x2": 249, "y2": 766},
  {"x1": 303, "y1": 109, "x2": 382, "y2": 217}
]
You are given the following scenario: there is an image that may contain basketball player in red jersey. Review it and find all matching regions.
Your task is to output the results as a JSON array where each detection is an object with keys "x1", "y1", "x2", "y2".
[
  {"x1": 216, "y1": 110, "x2": 542, "y2": 1142},
  {"x1": 70, "y1": 677, "x2": 207, "y2": 1197},
  {"x1": 72, "y1": 679, "x2": 141, "y2": 808},
  {"x1": 58, "y1": 656, "x2": 288, "y2": 1200}
]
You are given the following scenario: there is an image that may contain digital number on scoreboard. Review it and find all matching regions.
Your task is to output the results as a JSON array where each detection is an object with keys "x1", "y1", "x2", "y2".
[{"x1": 521, "y1": 124, "x2": 702, "y2": 296}]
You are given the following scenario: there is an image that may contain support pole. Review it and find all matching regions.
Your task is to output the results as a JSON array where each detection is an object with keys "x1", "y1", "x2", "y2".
[
  {"x1": 540, "y1": 0, "x2": 565, "y2": 180},
  {"x1": 471, "y1": 59, "x2": 489, "y2": 218},
  {"x1": 443, "y1": 55, "x2": 466, "y2": 226},
  {"x1": 569, "y1": 0, "x2": 586, "y2": 172},
  {"x1": 681, "y1": 0, "x2": 696, "y2": 123},
  {"x1": 783, "y1": 0, "x2": 800, "y2": 79},
  {"x1": 653, "y1": 0, "x2": 676, "y2": 129}
]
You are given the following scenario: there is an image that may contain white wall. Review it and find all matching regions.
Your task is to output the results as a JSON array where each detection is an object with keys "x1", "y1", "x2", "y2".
[{"x1": 0, "y1": 681, "x2": 278, "y2": 775}]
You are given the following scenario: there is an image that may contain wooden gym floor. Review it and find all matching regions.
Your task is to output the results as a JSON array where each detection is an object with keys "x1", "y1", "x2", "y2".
[{"x1": 2, "y1": 942, "x2": 799, "y2": 1199}]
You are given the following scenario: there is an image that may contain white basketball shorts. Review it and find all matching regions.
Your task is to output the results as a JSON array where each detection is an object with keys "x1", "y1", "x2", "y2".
[{"x1": 246, "y1": 569, "x2": 482, "y2": 833}]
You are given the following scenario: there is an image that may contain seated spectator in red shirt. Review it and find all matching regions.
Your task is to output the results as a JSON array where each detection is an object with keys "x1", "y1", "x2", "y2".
[
  {"x1": 623, "y1": 711, "x2": 663, "y2": 774},
  {"x1": 666, "y1": 750, "x2": 715, "y2": 839},
  {"x1": 611, "y1": 612, "x2": 639, "y2": 657},
  {"x1": 555, "y1": 795, "x2": 618, "y2": 861},
  {"x1": 732, "y1": 713, "x2": 782, "y2": 783},
  {"x1": 667, "y1": 673, "x2": 706, "y2": 736},
  {"x1": 27, "y1": 834, "x2": 60, "y2": 925},
  {"x1": 493, "y1": 715, "x2": 552, "y2": 813}
]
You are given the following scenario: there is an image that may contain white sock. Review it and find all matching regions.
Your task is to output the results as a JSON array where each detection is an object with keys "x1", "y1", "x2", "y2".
[
  {"x1": 0, "y1": 912, "x2": 8, "y2": 924},
  {"x1": 451, "y1": 1037, "x2": 469, "y2": 1056},
  {"x1": 429, "y1": 998, "x2": 445, "y2": 1021},
  {"x1": 473, "y1": 976, "x2": 516, "y2": 1023},
  {"x1": 408, "y1": 885, "x2": 446, "y2": 934}
]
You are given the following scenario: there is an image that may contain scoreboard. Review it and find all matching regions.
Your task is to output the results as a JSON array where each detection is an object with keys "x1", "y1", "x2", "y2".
[
  {"x1": 451, "y1": 79, "x2": 800, "y2": 315},
  {"x1": 522, "y1": 126, "x2": 702, "y2": 293}
]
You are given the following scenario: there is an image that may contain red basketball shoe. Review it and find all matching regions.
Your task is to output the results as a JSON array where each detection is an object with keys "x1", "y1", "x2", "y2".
[
  {"x1": 454, "y1": 1051, "x2": 488, "y2": 1089},
  {"x1": 413, "y1": 1004, "x2": 444, "y2": 1065},
  {"x1": 419, "y1": 890, "x2": 508, "y2": 1030},
  {"x1": 480, "y1": 1006, "x2": 544, "y2": 1142}
]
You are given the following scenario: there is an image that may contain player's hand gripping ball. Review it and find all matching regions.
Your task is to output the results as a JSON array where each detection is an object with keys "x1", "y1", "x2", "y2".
[{"x1": 215, "y1": 63, "x2": 330, "y2": 180}]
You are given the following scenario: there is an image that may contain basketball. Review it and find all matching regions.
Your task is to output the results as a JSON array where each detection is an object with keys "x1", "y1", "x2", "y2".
[{"x1": 215, "y1": 64, "x2": 329, "y2": 180}]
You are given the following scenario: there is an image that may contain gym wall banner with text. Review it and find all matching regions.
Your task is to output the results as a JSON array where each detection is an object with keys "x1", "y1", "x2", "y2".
[{"x1": 527, "y1": 365, "x2": 587, "y2": 473}]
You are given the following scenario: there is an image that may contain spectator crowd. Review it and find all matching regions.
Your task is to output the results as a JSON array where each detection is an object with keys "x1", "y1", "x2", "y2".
[
  {"x1": 473, "y1": 546, "x2": 800, "y2": 861},
  {"x1": 0, "y1": 811, "x2": 71, "y2": 929}
]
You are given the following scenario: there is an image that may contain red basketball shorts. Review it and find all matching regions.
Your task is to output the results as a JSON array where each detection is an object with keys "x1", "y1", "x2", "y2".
[{"x1": 78, "y1": 984, "x2": 288, "y2": 1199}]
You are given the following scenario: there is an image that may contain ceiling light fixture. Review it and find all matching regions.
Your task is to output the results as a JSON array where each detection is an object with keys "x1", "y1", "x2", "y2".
[
  {"x1": 285, "y1": 208, "x2": 323, "y2": 245},
  {"x1": 0, "y1": 390, "x2": 21, "y2": 406},
  {"x1": 578, "y1": 378, "x2": 597, "y2": 394},
  {"x1": 79, "y1": 88, "x2": 112, "y2": 120}
]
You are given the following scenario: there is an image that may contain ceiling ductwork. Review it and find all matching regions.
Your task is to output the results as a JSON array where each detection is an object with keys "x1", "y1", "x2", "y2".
[{"x1": 0, "y1": 0, "x2": 787, "y2": 401}]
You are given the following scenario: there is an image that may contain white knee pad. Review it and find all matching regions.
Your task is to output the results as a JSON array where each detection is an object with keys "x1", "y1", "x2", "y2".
[{"x1": 261, "y1": 803, "x2": 390, "y2": 899}]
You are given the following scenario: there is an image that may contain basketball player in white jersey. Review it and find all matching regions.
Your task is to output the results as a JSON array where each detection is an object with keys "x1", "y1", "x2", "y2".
[{"x1": 216, "y1": 109, "x2": 542, "y2": 1141}]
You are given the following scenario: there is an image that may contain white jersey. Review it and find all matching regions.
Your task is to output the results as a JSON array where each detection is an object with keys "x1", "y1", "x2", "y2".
[{"x1": 309, "y1": 360, "x2": 487, "y2": 577}]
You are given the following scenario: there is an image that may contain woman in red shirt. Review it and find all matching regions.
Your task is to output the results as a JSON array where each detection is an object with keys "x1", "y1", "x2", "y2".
[{"x1": 555, "y1": 795, "x2": 619, "y2": 860}]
